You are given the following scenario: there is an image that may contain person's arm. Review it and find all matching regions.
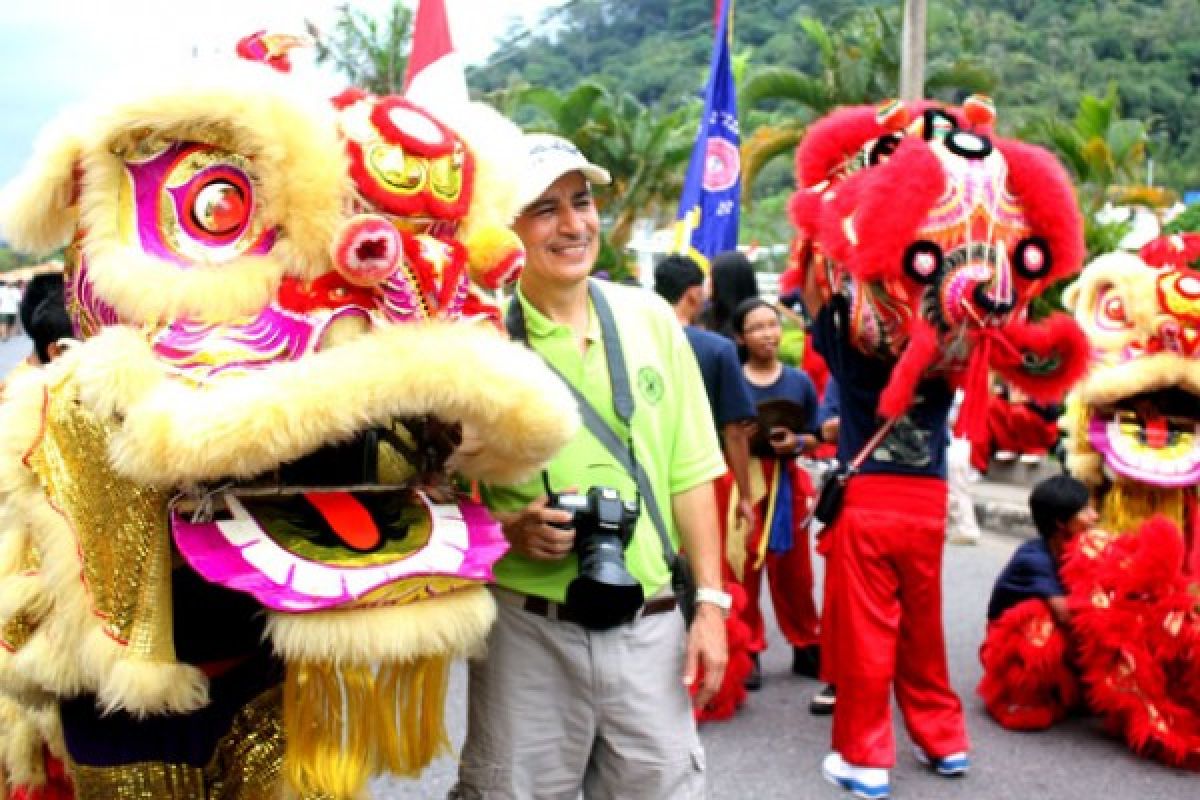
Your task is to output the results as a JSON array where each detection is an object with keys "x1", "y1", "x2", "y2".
[
  {"x1": 672, "y1": 481, "x2": 728, "y2": 710},
  {"x1": 492, "y1": 497, "x2": 576, "y2": 561},
  {"x1": 721, "y1": 421, "x2": 756, "y2": 530},
  {"x1": 1045, "y1": 594, "x2": 1070, "y2": 627}
]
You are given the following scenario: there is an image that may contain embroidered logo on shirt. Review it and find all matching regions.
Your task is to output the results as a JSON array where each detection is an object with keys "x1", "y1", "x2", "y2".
[{"x1": 638, "y1": 366, "x2": 665, "y2": 405}]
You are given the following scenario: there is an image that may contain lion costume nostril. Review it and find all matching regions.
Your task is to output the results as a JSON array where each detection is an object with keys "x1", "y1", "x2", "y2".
[{"x1": 332, "y1": 214, "x2": 403, "y2": 287}]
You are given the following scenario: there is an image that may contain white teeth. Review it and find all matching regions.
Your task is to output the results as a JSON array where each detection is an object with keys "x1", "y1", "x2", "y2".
[{"x1": 212, "y1": 490, "x2": 470, "y2": 600}]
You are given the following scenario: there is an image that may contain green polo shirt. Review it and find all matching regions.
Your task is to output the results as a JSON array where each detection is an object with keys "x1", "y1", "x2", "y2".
[{"x1": 484, "y1": 280, "x2": 725, "y2": 602}]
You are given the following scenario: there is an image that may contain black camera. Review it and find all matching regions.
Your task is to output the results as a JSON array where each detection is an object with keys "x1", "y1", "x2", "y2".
[{"x1": 546, "y1": 483, "x2": 644, "y2": 630}]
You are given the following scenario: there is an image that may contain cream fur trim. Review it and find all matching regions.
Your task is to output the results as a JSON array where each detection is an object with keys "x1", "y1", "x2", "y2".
[
  {"x1": 85, "y1": 321, "x2": 577, "y2": 487},
  {"x1": 266, "y1": 585, "x2": 494, "y2": 666},
  {"x1": 1076, "y1": 356, "x2": 1200, "y2": 407},
  {"x1": 0, "y1": 110, "x2": 83, "y2": 254}
]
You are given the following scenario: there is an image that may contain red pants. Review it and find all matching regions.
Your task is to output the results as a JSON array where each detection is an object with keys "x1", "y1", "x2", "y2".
[
  {"x1": 742, "y1": 461, "x2": 819, "y2": 651},
  {"x1": 820, "y1": 475, "x2": 968, "y2": 767}
]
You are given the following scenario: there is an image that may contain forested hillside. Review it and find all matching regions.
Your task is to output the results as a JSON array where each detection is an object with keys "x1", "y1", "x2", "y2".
[{"x1": 472, "y1": 0, "x2": 1200, "y2": 190}]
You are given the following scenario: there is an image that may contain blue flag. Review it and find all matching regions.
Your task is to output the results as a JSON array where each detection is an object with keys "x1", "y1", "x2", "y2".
[{"x1": 673, "y1": 1, "x2": 739, "y2": 268}]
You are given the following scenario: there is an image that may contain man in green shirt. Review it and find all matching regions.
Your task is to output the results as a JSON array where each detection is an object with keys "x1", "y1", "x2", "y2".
[{"x1": 450, "y1": 134, "x2": 729, "y2": 800}]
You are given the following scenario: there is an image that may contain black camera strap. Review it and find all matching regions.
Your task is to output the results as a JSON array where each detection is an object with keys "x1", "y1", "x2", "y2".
[{"x1": 505, "y1": 280, "x2": 678, "y2": 570}]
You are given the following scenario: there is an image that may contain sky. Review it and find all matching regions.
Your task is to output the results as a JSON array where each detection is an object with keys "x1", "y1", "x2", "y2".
[{"x1": 0, "y1": 0, "x2": 563, "y2": 187}]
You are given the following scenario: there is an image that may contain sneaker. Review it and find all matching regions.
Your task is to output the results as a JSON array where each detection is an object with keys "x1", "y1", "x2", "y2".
[
  {"x1": 744, "y1": 653, "x2": 762, "y2": 691},
  {"x1": 994, "y1": 450, "x2": 1017, "y2": 462},
  {"x1": 809, "y1": 683, "x2": 836, "y2": 715},
  {"x1": 913, "y1": 746, "x2": 970, "y2": 776},
  {"x1": 822, "y1": 752, "x2": 890, "y2": 799},
  {"x1": 792, "y1": 644, "x2": 821, "y2": 679},
  {"x1": 1019, "y1": 452, "x2": 1043, "y2": 465}
]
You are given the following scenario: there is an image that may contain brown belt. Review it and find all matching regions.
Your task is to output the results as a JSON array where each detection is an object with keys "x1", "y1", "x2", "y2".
[{"x1": 495, "y1": 588, "x2": 677, "y2": 626}]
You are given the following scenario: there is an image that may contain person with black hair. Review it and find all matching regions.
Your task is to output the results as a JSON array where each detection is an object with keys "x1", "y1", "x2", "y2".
[
  {"x1": 701, "y1": 250, "x2": 759, "y2": 341},
  {"x1": 986, "y1": 474, "x2": 1095, "y2": 625},
  {"x1": 976, "y1": 474, "x2": 1096, "y2": 733},
  {"x1": 654, "y1": 254, "x2": 756, "y2": 535},
  {"x1": 731, "y1": 296, "x2": 824, "y2": 689}
]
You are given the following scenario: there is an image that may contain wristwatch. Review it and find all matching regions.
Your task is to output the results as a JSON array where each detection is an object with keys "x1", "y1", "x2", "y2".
[{"x1": 694, "y1": 587, "x2": 733, "y2": 616}]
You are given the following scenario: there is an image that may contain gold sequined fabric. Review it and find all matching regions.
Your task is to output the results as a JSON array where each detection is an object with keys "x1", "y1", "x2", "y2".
[
  {"x1": 1, "y1": 544, "x2": 45, "y2": 651},
  {"x1": 69, "y1": 686, "x2": 331, "y2": 800},
  {"x1": 25, "y1": 381, "x2": 176, "y2": 658}
]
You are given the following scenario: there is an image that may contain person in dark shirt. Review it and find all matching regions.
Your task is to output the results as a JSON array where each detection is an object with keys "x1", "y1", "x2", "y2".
[
  {"x1": 977, "y1": 474, "x2": 1095, "y2": 732},
  {"x1": 987, "y1": 474, "x2": 1095, "y2": 623},
  {"x1": 809, "y1": 291, "x2": 969, "y2": 792},
  {"x1": 654, "y1": 254, "x2": 756, "y2": 533},
  {"x1": 732, "y1": 297, "x2": 823, "y2": 687},
  {"x1": 700, "y1": 250, "x2": 760, "y2": 341}
]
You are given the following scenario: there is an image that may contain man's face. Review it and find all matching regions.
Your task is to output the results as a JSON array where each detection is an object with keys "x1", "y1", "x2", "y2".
[
  {"x1": 513, "y1": 171, "x2": 600, "y2": 288},
  {"x1": 1063, "y1": 505, "x2": 1098, "y2": 538}
]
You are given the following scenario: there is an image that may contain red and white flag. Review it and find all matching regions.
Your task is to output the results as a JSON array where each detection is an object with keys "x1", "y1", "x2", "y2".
[{"x1": 403, "y1": 0, "x2": 468, "y2": 109}]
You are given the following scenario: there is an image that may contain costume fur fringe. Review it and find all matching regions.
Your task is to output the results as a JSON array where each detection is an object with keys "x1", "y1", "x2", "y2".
[{"x1": 282, "y1": 655, "x2": 452, "y2": 800}]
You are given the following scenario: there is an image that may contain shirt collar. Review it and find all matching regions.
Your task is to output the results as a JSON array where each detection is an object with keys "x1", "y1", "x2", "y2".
[{"x1": 514, "y1": 284, "x2": 600, "y2": 343}]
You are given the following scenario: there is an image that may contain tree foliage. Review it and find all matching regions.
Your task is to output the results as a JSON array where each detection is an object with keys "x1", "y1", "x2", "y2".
[{"x1": 306, "y1": 3, "x2": 413, "y2": 95}]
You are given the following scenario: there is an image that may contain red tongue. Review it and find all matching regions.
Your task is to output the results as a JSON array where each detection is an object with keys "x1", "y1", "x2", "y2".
[
  {"x1": 303, "y1": 491, "x2": 381, "y2": 551},
  {"x1": 1144, "y1": 414, "x2": 1170, "y2": 449}
]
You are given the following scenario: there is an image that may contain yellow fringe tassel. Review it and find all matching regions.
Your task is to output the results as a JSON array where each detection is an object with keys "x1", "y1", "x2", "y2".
[
  {"x1": 375, "y1": 656, "x2": 451, "y2": 777},
  {"x1": 1100, "y1": 483, "x2": 1185, "y2": 536},
  {"x1": 282, "y1": 656, "x2": 452, "y2": 798}
]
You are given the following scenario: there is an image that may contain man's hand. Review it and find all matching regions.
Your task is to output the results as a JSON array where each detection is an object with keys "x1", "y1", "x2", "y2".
[
  {"x1": 684, "y1": 602, "x2": 728, "y2": 710},
  {"x1": 769, "y1": 426, "x2": 799, "y2": 456},
  {"x1": 494, "y1": 497, "x2": 576, "y2": 561}
]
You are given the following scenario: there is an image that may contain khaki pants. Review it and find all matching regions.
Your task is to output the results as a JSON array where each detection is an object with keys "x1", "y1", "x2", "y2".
[{"x1": 449, "y1": 588, "x2": 707, "y2": 800}]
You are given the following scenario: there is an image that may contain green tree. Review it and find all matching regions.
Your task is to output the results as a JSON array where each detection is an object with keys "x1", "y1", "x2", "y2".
[
  {"x1": 306, "y1": 2, "x2": 412, "y2": 95},
  {"x1": 1020, "y1": 83, "x2": 1148, "y2": 212}
]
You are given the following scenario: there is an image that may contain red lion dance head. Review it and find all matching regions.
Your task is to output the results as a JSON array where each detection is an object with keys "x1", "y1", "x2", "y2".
[{"x1": 789, "y1": 97, "x2": 1090, "y2": 445}]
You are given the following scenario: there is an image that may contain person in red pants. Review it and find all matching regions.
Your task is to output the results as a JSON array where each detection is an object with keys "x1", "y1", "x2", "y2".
[
  {"x1": 732, "y1": 298, "x2": 823, "y2": 688},
  {"x1": 811, "y1": 294, "x2": 970, "y2": 799}
]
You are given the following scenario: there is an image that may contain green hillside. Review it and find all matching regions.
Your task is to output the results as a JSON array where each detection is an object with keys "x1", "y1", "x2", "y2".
[{"x1": 472, "y1": 0, "x2": 1200, "y2": 191}]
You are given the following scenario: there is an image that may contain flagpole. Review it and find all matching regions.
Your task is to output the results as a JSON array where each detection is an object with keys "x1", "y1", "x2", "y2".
[{"x1": 673, "y1": 1, "x2": 741, "y2": 270}]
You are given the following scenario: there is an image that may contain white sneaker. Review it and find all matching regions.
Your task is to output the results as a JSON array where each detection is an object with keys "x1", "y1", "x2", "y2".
[
  {"x1": 822, "y1": 752, "x2": 890, "y2": 798},
  {"x1": 914, "y1": 746, "x2": 971, "y2": 776},
  {"x1": 994, "y1": 450, "x2": 1017, "y2": 462},
  {"x1": 1019, "y1": 452, "x2": 1043, "y2": 465}
]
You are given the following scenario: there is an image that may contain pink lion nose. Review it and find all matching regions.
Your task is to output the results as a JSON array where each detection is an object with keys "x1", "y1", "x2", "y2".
[{"x1": 331, "y1": 214, "x2": 403, "y2": 287}]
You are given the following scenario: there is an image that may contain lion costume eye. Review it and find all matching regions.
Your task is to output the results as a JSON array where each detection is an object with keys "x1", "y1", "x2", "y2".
[
  {"x1": 189, "y1": 178, "x2": 250, "y2": 238},
  {"x1": 1096, "y1": 286, "x2": 1131, "y2": 330}
]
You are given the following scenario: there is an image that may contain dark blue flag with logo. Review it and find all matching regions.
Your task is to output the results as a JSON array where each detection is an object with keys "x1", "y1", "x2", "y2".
[{"x1": 673, "y1": 0, "x2": 739, "y2": 268}]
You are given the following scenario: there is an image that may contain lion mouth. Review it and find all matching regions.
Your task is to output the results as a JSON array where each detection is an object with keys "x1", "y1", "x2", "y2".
[
  {"x1": 1087, "y1": 388, "x2": 1200, "y2": 487},
  {"x1": 170, "y1": 420, "x2": 508, "y2": 612}
]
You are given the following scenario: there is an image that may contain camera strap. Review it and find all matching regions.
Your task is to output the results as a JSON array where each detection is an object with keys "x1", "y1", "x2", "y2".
[{"x1": 506, "y1": 280, "x2": 678, "y2": 568}]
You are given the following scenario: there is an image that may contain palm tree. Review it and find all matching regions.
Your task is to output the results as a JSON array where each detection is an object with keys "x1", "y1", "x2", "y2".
[
  {"x1": 306, "y1": 2, "x2": 413, "y2": 96},
  {"x1": 498, "y1": 80, "x2": 697, "y2": 258},
  {"x1": 1021, "y1": 83, "x2": 1149, "y2": 213},
  {"x1": 738, "y1": 9, "x2": 994, "y2": 203}
]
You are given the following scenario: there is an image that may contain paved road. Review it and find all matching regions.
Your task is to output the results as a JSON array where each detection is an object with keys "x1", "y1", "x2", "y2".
[
  {"x1": 3, "y1": 338, "x2": 1193, "y2": 799},
  {"x1": 373, "y1": 532, "x2": 1198, "y2": 800}
]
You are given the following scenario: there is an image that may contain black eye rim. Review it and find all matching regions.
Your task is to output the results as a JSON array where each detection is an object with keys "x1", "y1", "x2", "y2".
[
  {"x1": 188, "y1": 178, "x2": 249, "y2": 237},
  {"x1": 1012, "y1": 236, "x2": 1052, "y2": 280},
  {"x1": 868, "y1": 133, "x2": 902, "y2": 166},
  {"x1": 921, "y1": 109, "x2": 961, "y2": 140},
  {"x1": 943, "y1": 130, "x2": 994, "y2": 160},
  {"x1": 903, "y1": 240, "x2": 944, "y2": 284}
]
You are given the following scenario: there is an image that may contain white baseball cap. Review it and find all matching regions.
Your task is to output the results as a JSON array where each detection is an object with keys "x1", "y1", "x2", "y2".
[{"x1": 516, "y1": 133, "x2": 612, "y2": 213}]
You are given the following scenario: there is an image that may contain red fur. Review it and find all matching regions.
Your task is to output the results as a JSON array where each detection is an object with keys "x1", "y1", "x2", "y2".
[
  {"x1": 787, "y1": 189, "x2": 824, "y2": 240},
  {"x1": 977, "y1": 599, "x2": 1079, "y2": 731},
  {"x1": 991, "y1": 313, "x2": 1091, "y2": 403},
  {"x1": 878, "y1": 318, "x2": 939, "y2": 418},
  {"x1": 993, "y1": 139, "x2": 1086, "y2": 284},
  {"x1": 837, "y1": 139, "x2": 945, "y2": 282},
  {"x1": 1061, "y1": 518, "x2": 1200, "y2": 770},
  {"x1": 794, "y1": 106, "x2": 888, "y2": 187},
  {"x1": 816, "y1": 174, "x2": 865, "y2": 268},
  {"x1": 1140, "y1": 233, "x2": 1200, "y2": 270}
]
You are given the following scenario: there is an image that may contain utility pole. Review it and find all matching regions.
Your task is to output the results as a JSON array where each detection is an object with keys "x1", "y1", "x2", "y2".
[{"x1": 899, "y1": 0, "x2": 926, "y2": 102}]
